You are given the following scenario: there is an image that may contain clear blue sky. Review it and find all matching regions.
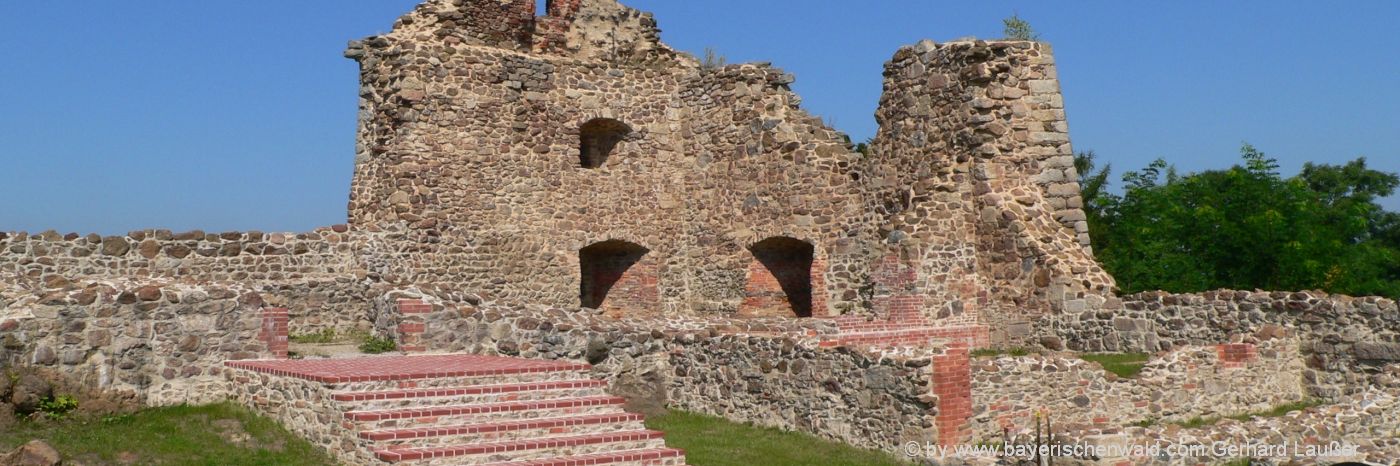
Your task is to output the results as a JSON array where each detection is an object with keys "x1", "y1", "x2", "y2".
[{"x1": 2, "y1": 1, "x2": 1397, "y2": 234}]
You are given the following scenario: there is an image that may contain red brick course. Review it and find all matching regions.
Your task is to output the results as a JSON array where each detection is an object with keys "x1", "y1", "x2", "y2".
[
  {"x1": 359, "y1": 412, "x2": 642, "y2": 441},
  {"x1": 397, "y1": 299, "x2": 430, "y2": 353},
  {"x1": 1217, "y1": 343, "x2": 1258, "y2": 368},
  {"x1": 931, "y1": 345, "x2": 972, "y2": 447},
  {"x1": 334, "y1": 380, "x2": 607, "y2": 403},
  {"x1": 374, "y1": 430, "x2": 664, "y2": 462},
  {"x1": 346, "y1": 395, "x2": 625, "y2": 422},
  {"x1": 259, "y1": 307, "x2": 289, "y2": 359},
  {"x1": 223, "y1": 354, "x2": 590, "y2": 384}
]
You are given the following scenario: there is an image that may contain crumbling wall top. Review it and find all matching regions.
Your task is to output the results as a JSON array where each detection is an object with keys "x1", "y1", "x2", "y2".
[{"x1": 348, "y1": 0, "x2": 684, "y2": 66}]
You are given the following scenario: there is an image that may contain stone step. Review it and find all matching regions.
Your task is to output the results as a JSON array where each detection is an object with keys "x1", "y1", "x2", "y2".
[
  {"x1": 360, "y1": 412, "x2": 646, "y2": 447},
  {"x1": 226, "y1": 354, "x2": 592, "y2": 392},
  {"x1": 347, "y1": 396, "x2": 629, "y2": 431},
  {"x1": 335, "y1": 380, "x2": 610, "y2": 410},
  {"x1": 476, "y1": 448, "x2": 687, "y2": 466},
  {"x1": 374, "y1": 430, "x2": 668, "y2": 464}
]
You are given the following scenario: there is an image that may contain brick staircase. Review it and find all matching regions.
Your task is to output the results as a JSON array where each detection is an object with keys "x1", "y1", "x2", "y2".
[{"x1": 225, "y1": 354, "x2": 685, "y2": 466}]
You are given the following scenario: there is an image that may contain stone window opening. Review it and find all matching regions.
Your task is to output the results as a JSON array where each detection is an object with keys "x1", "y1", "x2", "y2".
[
  {"x1": 743, "y1": 237, "x2": 816, "y2": 318},
  {"x1": 579, "y1": 240, "x2": 650, "y2": 309},
  {"x1": 578, "y1": 118, "x2": 631, "y2": 169}
]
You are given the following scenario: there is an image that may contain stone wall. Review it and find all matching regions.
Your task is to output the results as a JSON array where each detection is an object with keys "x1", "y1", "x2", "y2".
[
  {"x1": 969, "y1": 338, "x2": 1305, "y2": 440},
  {"x1": 368, "y1": 290, "x2": 943, "y2": 454},
  {"x1": 0, "y1": 228, "x2": 360, "y2": 286},
  {"x1": 0, "y1": 281, "x2": 282, "y2": 406},
  {"x1": 341, "y1": 0, "x2": 1108, "y2": 333},
  {"x1": 1041, "y1": 290, "x2": 1400, "y2": 398},
  {"x1": 870, "y1": 39, "x2": 1115, "y2": 340}
]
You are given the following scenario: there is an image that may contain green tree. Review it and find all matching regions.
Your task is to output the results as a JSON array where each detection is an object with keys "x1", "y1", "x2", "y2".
[
  {"x1": 1074, "y1": 151, "x2": 1115, "y2": 249},
  {"x1": 1086, "y1": 144, "x2": 1400, "y2": 299},
  {"x1": 1003, "y1": 14, "x2": 1039, "y2": 41}
]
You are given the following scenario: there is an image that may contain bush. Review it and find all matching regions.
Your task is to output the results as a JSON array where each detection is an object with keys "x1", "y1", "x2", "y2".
[
  {"x1": 37, "y1": 395, "x2": 78, "y2": 420},
  {"x1": 359, "y1": 336, "x2": 397, "y2": 354}
]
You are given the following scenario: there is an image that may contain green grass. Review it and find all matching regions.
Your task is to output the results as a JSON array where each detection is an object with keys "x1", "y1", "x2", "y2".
[
  {"x1": 0, "y1": 403, "x2": 335, "y2": 466},
  {"x1": 1078, "y1": 353, "x2": 1150, "y2": 378},
  {"x1": 970, "y1": 347, "x2": 1030, "y2": 358},
  {"x1": 645, "y1": 410, "x2": 909, "y2": 466}
]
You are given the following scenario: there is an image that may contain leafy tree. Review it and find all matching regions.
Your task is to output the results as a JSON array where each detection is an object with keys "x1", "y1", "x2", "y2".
[
  {"x1": 1074, "y1": 151, "x2": 1115, "y2": 248},
  {"x1": 1083, "y1": 144, "x2": 1400, "y2": 299},
  {"x1": 1003, "y1": 14, "x2": 1040, "y2": 41}
]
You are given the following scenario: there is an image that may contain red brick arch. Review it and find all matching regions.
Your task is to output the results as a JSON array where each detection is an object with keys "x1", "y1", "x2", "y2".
[
  {"x1": 579, "y1": 240, "x2": 657, "y2": 317},
  {"x1": 739, "y1": 237, "x2": 826, "y2": 318}
]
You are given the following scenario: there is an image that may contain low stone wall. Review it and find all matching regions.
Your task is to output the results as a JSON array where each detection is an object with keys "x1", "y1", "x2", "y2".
[
  {"x1": 252, "y1": 278, "x2": 378, "y2": 335},
  {"x1": 0, "y1": 280, "x2": 284, "y2": 406},
  {"x1": 1066, "y1": 375, "x2": 1400, "y2": 465},
  {"x1": 370, "y1": 289, "x2": 944, "y2": 454},
  {"x1": 0, "y1": 228, "x2": 361, "y2": 286},
  {"x1": 1041, "y1": 290, "x2": 1400, "y2": 398},
  {"x1": 970, "y1": 338, "x2": 1305, "y2": 439},
  {"x1": 224, "y1": 367, "x2": 370, "y2": 465}
]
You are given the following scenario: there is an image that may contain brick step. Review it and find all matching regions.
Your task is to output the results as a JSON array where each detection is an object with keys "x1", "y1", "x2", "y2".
[
  {"x1": 335, "y1": 380, "x2": 609, "y2": 410},
  {"x1": 326, "y1": 369, "x2": 594, "y2": 393},
  {"x1": 374, "y1": 430, "x2": 667, "y2": 464},
  {"x1": 477, "y1": 448, "x2": 686, "y2": 466},
  {"x1": 347, "y1": 396, "x2": 629, "y2": 430},
  {"x1": 360, "y1": 412, "x2": 646, "y2": 447}
]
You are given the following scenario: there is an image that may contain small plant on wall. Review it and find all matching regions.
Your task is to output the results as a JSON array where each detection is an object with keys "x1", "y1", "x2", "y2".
[{"x1": 359, "y1": 336, "x2": 397, "y2": 354}]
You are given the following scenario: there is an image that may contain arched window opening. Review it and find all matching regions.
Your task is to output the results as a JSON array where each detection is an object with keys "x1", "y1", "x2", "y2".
[
  {"x1": 741, "y1": 237, "x2": 816, "y2": 318},
  {"x1": 580, "y1": 240, "x2": 652, "y2": 311},
  {"x1": 579, "y1": 118, "x2": 631, "y2": 169}
]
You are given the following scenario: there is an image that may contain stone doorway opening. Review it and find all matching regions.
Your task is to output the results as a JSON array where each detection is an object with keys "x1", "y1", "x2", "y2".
[
  {"x1": 579, "y1": 118, "x2": 630, "y2": 168},
  {"x1": 580, "y1": 240, "x2": 654, "y2": 313},
  {"x1": 740, "y1": 237, "x2": 815, "y2": 317}
]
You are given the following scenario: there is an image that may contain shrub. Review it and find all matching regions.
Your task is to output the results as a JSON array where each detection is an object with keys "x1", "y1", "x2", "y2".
[
  {"x1": 38, "y1": 395, "x2": 78, "y2": 420},
  {"x1": 359, "y1": 336, "x2": 397, "y2": 354}
]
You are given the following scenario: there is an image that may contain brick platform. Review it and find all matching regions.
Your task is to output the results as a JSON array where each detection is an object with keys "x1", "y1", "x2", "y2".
[{"x1": 225, "y1": 354, "x2": 685, "y2": 465}]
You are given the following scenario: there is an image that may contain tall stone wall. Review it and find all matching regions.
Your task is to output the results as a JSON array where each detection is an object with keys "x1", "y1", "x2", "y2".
[
  {"x1": 342, "y1": 0, "x2": 1110, "y2": 335},
  {"x1": 345, "y1": 0, "x2": 874, "y2": 317},
  {"x1": 867, "y1": 40, "x2": 1114, "y2": 339}
]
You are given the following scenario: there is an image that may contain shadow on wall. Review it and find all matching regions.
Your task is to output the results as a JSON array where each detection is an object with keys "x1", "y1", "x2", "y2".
[
  {"x1": 579, "y1": 240, "x2": 654, "y2": 314},
  {"x1": 742, "y1": 237, "x2": 815, "y2": 318},
  {"x1": 578, "y1": 118, "x2": 631, "y2": 169}
]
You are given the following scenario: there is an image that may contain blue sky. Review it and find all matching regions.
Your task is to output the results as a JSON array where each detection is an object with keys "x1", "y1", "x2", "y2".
[{"x1": 1, "y1": 1, "x2": 1396, "y2": 234}]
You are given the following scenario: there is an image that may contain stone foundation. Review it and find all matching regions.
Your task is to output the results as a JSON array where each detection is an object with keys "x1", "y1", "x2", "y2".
[{"x1": 970, "y1": 338, "x2": 1305, "y2": 439}]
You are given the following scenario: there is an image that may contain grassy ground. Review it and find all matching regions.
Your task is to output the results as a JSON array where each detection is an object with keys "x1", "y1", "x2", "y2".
[
  {"x1": 645, "y1": 410, "x2": 909, "y2": 466},
  {"x1": 1078, "y1": 353, "x2": 1150, "y2": 378},
  {"x1": 0, "y1": 403, "x2": 334, "y2": 466},
  {"x1": 3, "y1": 404, "x2": 908, "y2": 466}
]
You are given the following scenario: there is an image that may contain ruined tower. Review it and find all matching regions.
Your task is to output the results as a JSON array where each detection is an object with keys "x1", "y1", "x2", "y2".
[{"x1": 344, "y1": 0, "x2": 1113, "y2": 343}]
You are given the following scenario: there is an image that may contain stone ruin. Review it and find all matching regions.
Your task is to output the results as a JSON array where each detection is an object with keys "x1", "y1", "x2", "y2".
[{"x1": 2, "y1": 0, "x2": 1398, "y2": 464}]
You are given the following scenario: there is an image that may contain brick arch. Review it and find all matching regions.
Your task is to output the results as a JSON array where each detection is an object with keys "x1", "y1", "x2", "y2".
[
  {"x1": 739, "y1": 237, "x2": 827, "y2": 318},
  {"x1": 579, "y1": 240, "x2": 657, "y2": 317}
]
